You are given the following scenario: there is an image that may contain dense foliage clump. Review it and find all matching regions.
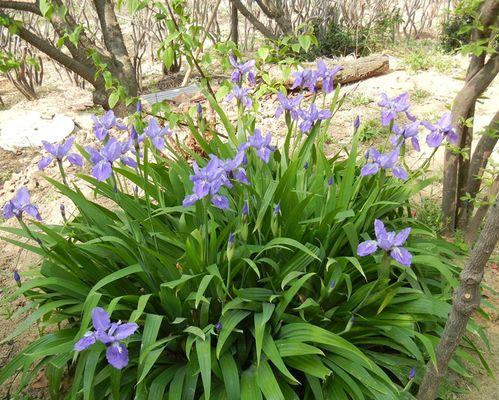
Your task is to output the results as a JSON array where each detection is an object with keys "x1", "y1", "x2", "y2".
[
  {"x1": 0, "y1": 56, "x2": 489, "y2": 400},
  {"x1": 440, "y1": 13, "x2": 473, "y2": 53}
]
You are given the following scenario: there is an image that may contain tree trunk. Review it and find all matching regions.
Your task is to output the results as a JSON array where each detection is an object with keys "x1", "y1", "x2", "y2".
[
  {"x1": 230, "y1": 1, "x2": 239, "y2": 45},
  {"x1": 229, "y1": 0, "x2": 279, "y2": 40},
  {"x1": 465, "y1": 176, "x2": 499, "y2": 245},
  {"x1": 93, "y1": 0, "x2": 138, "y2": 98},
  {"x1": 441, "y1": 54, "x2": 499, "y2": 234},
  {"x1": 457, "y1": 110, "x2": 499, "y2": 229},
  {"x1": 441, "y1": 0, "x2": 499, "y2": 234},
  {"x1": 254, "y1": 0, "x2": 293, "y2": 35},
  {"x1": 455, "y1": 103, "x2": 475, "y2": 229},
  {"x1": 417, "y1": 196, "x2": 499, "y2": 400},
  {"x1": 1, "y1": 0, "x2": 138, "y2": 113}
]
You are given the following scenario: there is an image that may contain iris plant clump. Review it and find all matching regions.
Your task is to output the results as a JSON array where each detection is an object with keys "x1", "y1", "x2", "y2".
[{"x1": 1, "y1": 53, "x2": 481, "y2": 400}]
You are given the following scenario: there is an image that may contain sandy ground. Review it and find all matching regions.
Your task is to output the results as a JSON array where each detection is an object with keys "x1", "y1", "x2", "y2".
[{"x1": 0, "y1": 51, "x2": 498, "y2": 399}]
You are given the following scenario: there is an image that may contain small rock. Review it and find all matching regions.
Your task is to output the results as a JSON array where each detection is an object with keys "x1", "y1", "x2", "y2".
[
  {"x1": 41, "y1": 112, "x2": 55, "y2": 120},
  {"x1": 27, "y1": 178, "x2": 39, "y2": 191}
]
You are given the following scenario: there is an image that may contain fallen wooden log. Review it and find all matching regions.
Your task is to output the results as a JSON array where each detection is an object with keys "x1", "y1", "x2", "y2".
[
  {"x1": 142, "y1": 55, "x2": 390, "y2": 109},
  {"x1": 266, "y1": 54, "x2": 390, "y2": 87}
]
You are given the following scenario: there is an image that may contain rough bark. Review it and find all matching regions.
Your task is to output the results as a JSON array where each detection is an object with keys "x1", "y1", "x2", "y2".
[
  {"x1": 455, "y1": 104, "x2": 475, "y2": 228},
  {"x1": 0, "y1": 14, "x2": 97, "y2": 84},
  {"x1": 230, "y1": 1, "x2": 239, "y2": 45},
  {"x1": 441, "y1": 54, "x2": 499, "y2": 234},
  {"x1": 93, "y1": 0, "x2": 138, "y2": 97},
  {"x1": 441, "y1": 0, "x2": 499, "y2": 234},
  {"x1": 254, "y1": 0, "x2": 293, "y2": 35},
  {"x1": 0, "y1": 1, "x2": 41, "y2": 14},
  {"x1": 457, "y1": 110, "x2": 499, "y2": 228},
  {"x1": 1, "y1": 0, "x2": 137, "y2": 112},
  {"x1": 465, "y1": 176, "x2": 499, "y2": 245},
  {"x1": 417, "y1": 195, "x2": 499, "y2": 400},
  {"x1": 229, "y1": 0, "x2": 279, "y2": 40}
]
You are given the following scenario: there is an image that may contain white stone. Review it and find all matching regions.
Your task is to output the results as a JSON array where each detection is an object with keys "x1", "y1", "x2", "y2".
[{"x1": 0, "y1": 110, "x2": 75, "y2": 151}]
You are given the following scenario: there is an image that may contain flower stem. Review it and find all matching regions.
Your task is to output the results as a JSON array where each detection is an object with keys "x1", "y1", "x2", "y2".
[{"x1": 57, "y1": 159, "x2": 69, "y2": 186}]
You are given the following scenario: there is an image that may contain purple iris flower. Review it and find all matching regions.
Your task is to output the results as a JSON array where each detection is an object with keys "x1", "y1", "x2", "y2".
[
  {"x1": 361, "y1": 147, "x2": 408, "y2": 181},
  {"x1": 182, "y1": 157, "x2": 227, "y2": 208},
  {"x1": 242, "y1": 201, "x2": 249, "y2": 216},
  {"x1": 226, "y1": 85, "x2": 253, "y2": 109},
  {"x1": 38, "y1": 136, "x2": 83, "y2": 170},
  {"x1": 60, "y1": 204, "x2": 66, "y2": 220},
  {"x1": 215, "y1": 321, "x2": 223, "y2": 332},
  {"x1": 3, "y1": 187, "x2": 41, "y2": 221},
  {"x1": 13, "y1": 270, "x2": 21, "y2": 284},
  {"x1": 328, "y1": 177, "x2": 334, "y2": 186},
  {"x1": 357, "y1": 219, "x2": 412, "y2": 266},
  {"x1": 183, "y1": 153, "x2": 247, "y2": 210},
  {"x1": 74, "y1": 307, "x2": 138, "y2": 370},
  {"x1": 291, "y1": 69, "x2": 317, "y2": 92},
  {"x1": 378, "y1": 92, "x2": 411, "y2": 126},
  {"x1": 275, "y1": 93, "x2": 303, "y2": 120},
  {"x1": 409, "y1": 367, "x2": 416, "y2": 380},
  {"x1": 422, "y1": 112, "x2": 458, "y2": 148},
  {"x1": 130, "y1": 126, "x2": 139, "y2": 141},
  {"x1": 91, "y1": 110, "x2": 127, "y2": 141},
  {"x1": 211, "y1": 194, "x2": 230, "y2": 209},
  {"x1": 223, "y1": 151, "x2": 249, "y2": 185},
  {"x1": 392, "y1": 165, "x2": 409, "y2": 181},
  {"x1": 316, "y1": 60, "x2": 343, "y2": 93},
  {"x1": 229, "y1": 54, "x2": 256, "y2": 85},
  {"x1": 144, "y1": 118, "x2": 172, "y2": 151},
  {"x1": 354, "y1": 116, "x2": 361, "y2": 131},
  {"x1": 86, "y1": 138, "x2": 136, "y2": 182},
  {"x1": 273, "y1": 203, "x2": 281, "y2": 215},
  {"x1": 245, "y1": 129, "x2": 275, "y2": 163},
  {"x1": 391, "y1": 121, "x2": 420, "y2": 151},
  {"x1": 298, "y1": 104, "x2": 331, "y2": 134}
]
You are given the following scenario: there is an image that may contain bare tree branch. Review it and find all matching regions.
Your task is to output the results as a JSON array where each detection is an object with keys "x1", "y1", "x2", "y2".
[
  {"x1": 0, "y1": 1, "x2": 41, "y2": 15},
  {"x1": 229, "y1": 0, "x2": 279, "y2": 40},
  {"x1": 254, "y1": 0, "x2": 293, "y2": 35},
  {"x1": 0, "y1": 12, "x2": 97, "y2": 84}
]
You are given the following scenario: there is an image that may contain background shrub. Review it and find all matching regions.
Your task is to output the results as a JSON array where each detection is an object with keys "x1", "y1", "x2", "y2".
[
  {"x1": 309, "y1": 10, "x2": 402, "y2": 58},
  {"x1": 440, "y1": 12, "x2": 473, "y2": 53}
]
